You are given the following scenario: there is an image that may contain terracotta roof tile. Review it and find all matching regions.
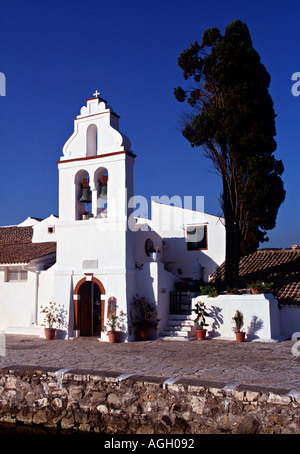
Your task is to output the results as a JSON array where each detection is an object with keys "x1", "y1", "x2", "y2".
[
  {"x1": 0, "y1": 226, "x2": 33, "y2": 245},
  {"x1": 212, "y1": 249, "x2": 300, "y2": 306},
  {"x1": 0, "y1": 242, "x2": 56, "y2": 264}
]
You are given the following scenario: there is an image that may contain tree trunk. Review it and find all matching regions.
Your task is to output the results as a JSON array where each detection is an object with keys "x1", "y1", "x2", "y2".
[{"x1": 222, "y1": 176, "x2": 240, "y2": 287}]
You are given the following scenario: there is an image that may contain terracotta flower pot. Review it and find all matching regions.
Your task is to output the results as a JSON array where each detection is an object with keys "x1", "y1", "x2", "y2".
[
  {"x1": 108, "y1": 331, "x2": 121, "y2": 343},
  {"x1": 137, "y1": 330, "x2": 149, "y2": 341},
  {"x1": 196, "y1": 329, "x2": 207, "y2": 340},
  {"x1": 235, "y1": 332, "x2": 246, "y2": 342},
  {"x1": 44, "y1": 328, "x2": 56, "y2": 340}
]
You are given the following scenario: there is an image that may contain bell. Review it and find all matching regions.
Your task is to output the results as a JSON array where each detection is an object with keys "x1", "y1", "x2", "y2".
[
  {"x1": 98, "y1": 184, "x2": 107, "y2": 198},
  {"x1": 79, "y1": 186, "x2": 92, "y2": 203}
]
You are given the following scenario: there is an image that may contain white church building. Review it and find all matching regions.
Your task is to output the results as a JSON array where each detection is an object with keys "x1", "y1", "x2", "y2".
[{"x1": 0, "y1": 93, "x2": 226, "y2": 341}]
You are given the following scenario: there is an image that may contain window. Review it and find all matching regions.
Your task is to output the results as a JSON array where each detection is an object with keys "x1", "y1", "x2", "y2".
[
  {"x1": 48, "y1": 226, "x2": 55, "y2": 234},
  {"x1": 187, "y1": 225, "x2": 208, "y2": 251},
  {"x1": 6, "y1": 269, "x2": 28, "y2": 282}
]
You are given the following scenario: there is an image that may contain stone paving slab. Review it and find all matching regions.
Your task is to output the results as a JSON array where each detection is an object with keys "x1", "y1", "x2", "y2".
[{"x1": 0, "y1": 335, "x2": 299, "y2": 391}]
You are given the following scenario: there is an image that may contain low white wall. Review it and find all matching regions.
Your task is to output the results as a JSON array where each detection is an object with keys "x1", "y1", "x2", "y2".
[
  {"x1": 192, "y1": 294, "x2": 283, "y2": 342},
  {"x1": 279, "y1": 306, "x2": 300, "y2": 338}
]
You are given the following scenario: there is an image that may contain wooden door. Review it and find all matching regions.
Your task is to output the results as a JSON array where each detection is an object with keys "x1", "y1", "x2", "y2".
[{"x1": 79, "y1": 281, "x2": 92, "y2": 336}]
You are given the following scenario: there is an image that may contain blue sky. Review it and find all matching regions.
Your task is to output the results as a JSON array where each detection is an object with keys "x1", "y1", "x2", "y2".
[{"x1": 0, "y1": 0, "x2": 299, "y2": 248}]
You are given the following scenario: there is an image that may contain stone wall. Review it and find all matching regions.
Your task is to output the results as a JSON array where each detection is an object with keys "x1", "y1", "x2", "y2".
[{"x1": 0, "y1": 365, "x2": 299, "y2": 434}]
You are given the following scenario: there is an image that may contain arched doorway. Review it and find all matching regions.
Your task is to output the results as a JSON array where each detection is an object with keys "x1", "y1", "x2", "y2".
[{"x1": 74, "y1": 277, "x2": 105, "y2": 337}]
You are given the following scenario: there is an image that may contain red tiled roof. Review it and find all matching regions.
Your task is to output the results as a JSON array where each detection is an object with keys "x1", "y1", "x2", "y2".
[
  {"x1": 0, "y1": 242, "x2": 56, "y2": 264},
  {"x1": 212, "y1": 248, "x2": 300, "y2": 306},
  {"x1": 0, "y1": 226, "x2": 33, "y2": 245}
]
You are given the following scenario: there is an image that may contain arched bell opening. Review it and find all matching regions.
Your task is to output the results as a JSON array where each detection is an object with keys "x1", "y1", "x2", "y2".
[
  {"x1": 75, "y1": 169, "x2": 92, "y2": 220},
  {"x1": 86, "y1": 124, "x2": 98, "y2": 157},
  {"x1": 94, "y1": 167, "x2": 108, "y2": 218}
]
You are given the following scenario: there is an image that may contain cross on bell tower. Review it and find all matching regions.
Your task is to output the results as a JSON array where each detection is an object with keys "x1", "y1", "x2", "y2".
[{"x1": 93, "y1": 90, "x2": 100, "y2": 98}]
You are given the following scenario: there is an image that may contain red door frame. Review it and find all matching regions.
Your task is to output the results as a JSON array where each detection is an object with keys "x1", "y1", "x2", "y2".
[{"x1": 73, "y1": 276, "x2": 105, "y2": 336}]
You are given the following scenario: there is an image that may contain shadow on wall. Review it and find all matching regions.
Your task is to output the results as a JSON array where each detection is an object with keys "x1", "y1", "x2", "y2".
[
  {"x1": 163, "y1": 236, "x2": 219, "y2": 281},
  {"x1": 206, "y1": 306, "x2": 264, "y2": 340},
  {"x1": 246, "y1": 316, "x2": 264, "y2": 340},
  {"x1": 133, "y1": 263, "x2": 157, "y2": 339},
  {"x1": 207, "y1": 305, "x2": 224, "y2": 338},
  {"x1": 56, "y1": 304, "x2": 69, "y2": 339}
]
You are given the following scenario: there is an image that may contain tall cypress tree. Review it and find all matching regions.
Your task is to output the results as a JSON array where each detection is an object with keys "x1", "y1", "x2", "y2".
[{"x1": 175, "y1": 20, "x2": 285, "y2": 286}]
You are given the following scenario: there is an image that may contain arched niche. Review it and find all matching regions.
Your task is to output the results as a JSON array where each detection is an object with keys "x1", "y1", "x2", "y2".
[
  {"x1": 86, "y1": 124, "x2": 98, "y2": 157},
  {"x1": 107, "y1": 297, "x2": 117, "y2": 318},
  {"x1": 75, "y1": 169, "x2": 91, "y2": 220},
  {"x1": 94, "y1": 166, "x2": 109, "y2": 218}
]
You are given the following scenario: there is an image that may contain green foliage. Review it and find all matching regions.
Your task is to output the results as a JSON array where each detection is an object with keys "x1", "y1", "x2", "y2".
[
  {"x1": 199, "y1": 284, "x2": 218, "y2": 298},
  {"x1": 175, "y1": 19, "x2": 285, "y2": 285},
  {"x1": 130, "y1": 296, "x2": 159, "y2": 332},
  {"x1": 40, "y1": 302, "x2": 60, "y2": 329},
  {"x1": 192, "y1": 301, "x2": 211, "y2": 329},
  {"x1": 104, "y1": 311, "x2": 126, "y2": 333},
  {"x1": 232, "y1": 310, "x2": 244, "y2": 333},
  {"x1": 249, "y1": 281, "x2": 274, "y2": 293}
]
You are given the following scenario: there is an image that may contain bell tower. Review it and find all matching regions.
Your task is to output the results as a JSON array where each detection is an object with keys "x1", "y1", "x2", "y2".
[
  {"x1": 58, "y1": 92, "x2": 134, "y2": 222},
  {"x1": 54, "y1": 92, "x2": 136, "y2": 339}
]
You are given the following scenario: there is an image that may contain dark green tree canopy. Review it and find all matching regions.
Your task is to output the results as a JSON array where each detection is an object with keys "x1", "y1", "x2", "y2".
[{"x1": 175, "y1": 19, "x2": 285, "y2": 283}]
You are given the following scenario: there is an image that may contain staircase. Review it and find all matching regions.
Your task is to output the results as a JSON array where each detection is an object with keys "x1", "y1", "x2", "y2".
[{"x1": 159, "y1": 314, "x2": 196, "y2": 341}]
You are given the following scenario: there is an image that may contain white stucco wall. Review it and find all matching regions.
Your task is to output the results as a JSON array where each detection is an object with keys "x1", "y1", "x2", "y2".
[
  {"x1": 134, "y1": 227, "x2": 163, "y2": 265},
  {"x1": 0, "y1": 265, "x2": 55, "y2": 336},
  {"x1": 32, "y1": 215, "x2": 58, "y2": 243},
  {"x1": 18, "y1": 217, "x2": 41, "y2": 227},
  {"x1": 151, "y1": 201, "x2": 225, "y2": 281},
  {"x1": 0, "y1": 269, "x2": 36, "y2": 332},
  {"x1": 135, "y1": 262, "x2": 179, "y2": 336},
  {"x1": 279, "y1": 306, "x2": 300, "y2": 338},
  {"x1": 61, "y1": 97, "x2": 130, "y2": 160},
  {"x1": 192, "y1": 294, "x2": 283, "y2": 342}
]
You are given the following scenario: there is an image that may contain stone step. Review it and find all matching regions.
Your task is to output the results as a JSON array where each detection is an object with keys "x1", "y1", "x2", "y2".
[
  {"x1": 160, "y1": 335, "x2": 196, "y2": 341},
  {"x1": 160, "y1": 330, "x2": 195, "y2": 339},
  {"x1": 166, "y1": 320, "x2": 195, "y2": 327},
  {"x1": 161, "y1": 327, "x2": 193, "y2": 336},
  {"x1": 159, "y1": 313, "x2": 196, "y2": 340},
  {"x1": 168, "y1": 314, "x2": 194, "y2": 320}
]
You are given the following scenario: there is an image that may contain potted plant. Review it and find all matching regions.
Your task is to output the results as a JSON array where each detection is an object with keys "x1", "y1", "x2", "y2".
[
  {"x1": 232, "y1": 309, "x2": 246, "y2": 342},
  {"x1": 81, "y1": 209, "x2": 90, "y2": 220},
  {"x1": 104, "y1": 311, "x2": 126, "y2": 343},
  {"x1": 41, "y1": 302, "x2": 60, "y2": 340},
  {"x1": 226, "y1": 286, "x2": 240, "y2": 295},
  {"x1": 150, "y1": 247, "x2": 161, "y2": 262},
  {"x1": 249, "y1": 281, "x2": 273, "y2": 294},
  {"x1": 130, "y1": 296, "x2": 159, "y2": 341},
  {"x1": 199, "y1": 284, "x2": 218, "y2": 298},
  {"x1": 192, "y1": 301, "x2": 211, "y2": 340}
]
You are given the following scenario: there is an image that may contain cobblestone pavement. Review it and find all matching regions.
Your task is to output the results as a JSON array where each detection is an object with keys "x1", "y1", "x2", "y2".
[{"x1": 0, "y1": 335, "x2": 300, "y2": 391}]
